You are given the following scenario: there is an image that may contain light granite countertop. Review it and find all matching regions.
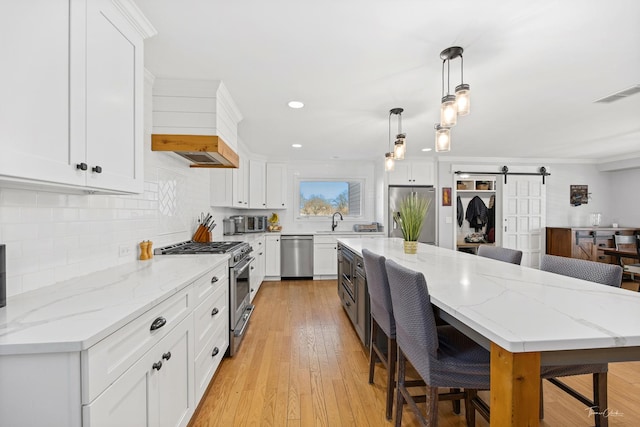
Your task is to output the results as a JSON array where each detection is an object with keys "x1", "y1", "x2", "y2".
[{"x1": 0, "y1": 254, "x2": 228, "y2": 355}]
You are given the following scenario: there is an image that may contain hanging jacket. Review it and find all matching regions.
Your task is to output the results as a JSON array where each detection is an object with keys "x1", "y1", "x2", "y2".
[
  {"x1": 465, "y1": 196, "x2": 488, "y2": 232},
  {"x1": 457, "y1": 196, "x2": 464, "y2": 227}
]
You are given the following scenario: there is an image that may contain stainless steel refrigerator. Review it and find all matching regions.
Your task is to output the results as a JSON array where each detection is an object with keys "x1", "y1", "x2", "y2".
[{"x1": 388, "y1": 186, "x2": 436, "y2": 244}]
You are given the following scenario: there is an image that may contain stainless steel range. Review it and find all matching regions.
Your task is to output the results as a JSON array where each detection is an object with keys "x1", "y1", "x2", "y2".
[{"x1": 155, "y1": 241, "x2": 254, "y2": 356}]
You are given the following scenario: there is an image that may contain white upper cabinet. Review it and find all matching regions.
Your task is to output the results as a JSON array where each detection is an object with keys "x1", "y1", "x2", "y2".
[
  {"x1": 232, "y1": 156, "x2": 249, "y2": 208},
  {"x1": 0, "y1": 0, "x2": 155, "y2": 194},
  {"x1": 265, "y1": 163, "x2": 288, "y2": 209},
  {"x1": 248, "y1": 160, "x2": 266, "y2": 209},
  {"x1": 387, "y1": 160, "x2": 435, "y2": 186}
]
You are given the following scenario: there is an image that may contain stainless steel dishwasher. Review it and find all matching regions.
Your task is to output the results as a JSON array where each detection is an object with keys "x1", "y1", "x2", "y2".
[{"x1": 280, "y1": 235, "x2": 314, "y2": 278}]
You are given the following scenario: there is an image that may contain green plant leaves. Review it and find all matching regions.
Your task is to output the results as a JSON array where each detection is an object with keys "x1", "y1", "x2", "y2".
[{"x1": 397, "y1": 194, "x2": 431, "y2": 241}]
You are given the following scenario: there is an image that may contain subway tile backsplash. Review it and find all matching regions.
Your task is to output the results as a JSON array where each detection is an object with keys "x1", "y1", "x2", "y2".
[{"x1": 0, "y1": 159, "x2": 212, "y2": 298}]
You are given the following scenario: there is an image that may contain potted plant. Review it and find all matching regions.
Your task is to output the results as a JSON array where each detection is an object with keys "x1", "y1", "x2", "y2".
[{"x1": 397, "y1": 193, "x2": 431, "y2": 254}]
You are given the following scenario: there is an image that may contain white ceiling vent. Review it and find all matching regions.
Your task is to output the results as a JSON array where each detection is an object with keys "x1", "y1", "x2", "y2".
[{"x1": 594, "y1": 84, "x2": 640, "y2": 103}]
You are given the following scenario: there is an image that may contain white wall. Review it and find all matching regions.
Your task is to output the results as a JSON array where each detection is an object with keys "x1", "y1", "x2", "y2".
[
  {"x1": 0, "y1": 76, "x2": 220, "y2": 298},
  {"x1": 607, "y1": 167, "x2": 640, "y2": 227}
]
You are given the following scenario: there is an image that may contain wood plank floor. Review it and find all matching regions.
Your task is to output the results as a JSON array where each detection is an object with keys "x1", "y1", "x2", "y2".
[{"x1": 189, "y1": 279, "x2": 640, "y2": 426}]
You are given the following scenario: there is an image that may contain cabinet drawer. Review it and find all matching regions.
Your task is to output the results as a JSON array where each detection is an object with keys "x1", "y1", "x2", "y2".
[
  {"x1": 194, "y1": 320, "x2": 228, "y2": 402},
  {"x1": 314, "y1": 235, "x2": 338, "y2": 244},
  {"x1": 193, "y1": 262, "x2": 228, "y2": 306},
  {"x1": 82, "y1": 287, "x2": 192, "y2": 404},
  {"x1": 194, "y1": 283, "x2": 228, "y2": 356}
]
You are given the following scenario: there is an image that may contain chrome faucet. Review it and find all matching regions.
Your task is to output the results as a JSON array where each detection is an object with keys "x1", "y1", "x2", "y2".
[{"x1": 331, "y1": 212, "x2": 343, "y2": 231}]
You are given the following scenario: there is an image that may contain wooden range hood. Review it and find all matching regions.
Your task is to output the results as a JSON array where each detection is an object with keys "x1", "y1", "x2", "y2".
[{"x1": 151, "y1": 134, "x2": 239, "y2": 168}]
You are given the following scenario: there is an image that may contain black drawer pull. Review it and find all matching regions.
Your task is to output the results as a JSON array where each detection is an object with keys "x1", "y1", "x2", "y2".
[
  {"x1": 76, "y1": 162, "x2": 87, "y2": 171},
  {"x1": 212, "y1": 347, "x2": 219, "y2": 357},
  {"x1": 150, "y1": 317, "x2": 167, "y2": 331},
  {"x1": 92, "y1": 165, "x2": 102, "y2": 173},
  {"x1": 211, "y1": 276, "x2": 218, "y2": 284},
  {"x1": 211, "y1": 307, "x2": 219, "y2": 316},
  {"x1": 152, "y1": 361, "x2": 162, "y2": 371},
  {"x1": 162, "y1": 352, "x2": 171, "y2": 361},
  {"x1": 346, "y1": 301, "x2": 351, "y2": 307}
]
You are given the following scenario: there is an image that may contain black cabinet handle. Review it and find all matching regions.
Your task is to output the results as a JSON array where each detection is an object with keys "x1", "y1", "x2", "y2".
[
  {"x1": 162, "y1": 352, "x2": 171, "y2": 361},
  {"x1": 92, "y1": 165, "x2": 102, "y2": 173},
  {"x1": 251, "y1": 266, "x2": 254, "y2": 270},
  {"x1": 346, "y1": 301, "x2": 351, "y2": 307},
  {"x1": 152, "y1": 361, "x2": 163, "y2": 371},
  {"x1": 150, "y1": 317, "x2": 166, "y2": 331},
  {"x1": 211, "y1": 276, "x2": 218, "y2": 284},
  {"x1": 211, "y1": 307, "x2": 219, "y2": 316},
  {"x1": 76, "y1": 163, "x2": 88, "y2": 171},
  {"x1": 212, "y1": 347, "x2": 219, "y2": 357}
]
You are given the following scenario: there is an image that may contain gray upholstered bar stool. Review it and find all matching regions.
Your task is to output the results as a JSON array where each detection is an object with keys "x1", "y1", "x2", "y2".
[
  {"x1": 477, "y1": 245, "x2": 523, "y2": 265},
  {"x1": 539, "y1": 254, "x2": 623, "y2": 427},
  {"x1": 363, "y1": 249, "x2": 427, "y2": 419},
  {"x1": 385, "y1": 258, "x2": 491, "y2": 427}
]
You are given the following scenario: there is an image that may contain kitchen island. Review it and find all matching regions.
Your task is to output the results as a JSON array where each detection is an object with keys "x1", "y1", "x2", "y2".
[{"x1": 338, "y1": 237, "x2": 640, "y2": 426}]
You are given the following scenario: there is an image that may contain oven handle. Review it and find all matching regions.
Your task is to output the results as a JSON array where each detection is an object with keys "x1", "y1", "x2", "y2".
[{"x1": 235, "y1": 256, "x2": 255, "y2": 276}]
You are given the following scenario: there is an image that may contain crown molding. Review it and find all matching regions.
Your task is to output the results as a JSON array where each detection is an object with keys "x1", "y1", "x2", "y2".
[{"x1": 112, "y1": 0, "x2": 158, "y2": 39}]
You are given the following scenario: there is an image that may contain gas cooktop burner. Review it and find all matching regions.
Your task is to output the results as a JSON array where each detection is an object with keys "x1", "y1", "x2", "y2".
[{"x1": 154, "y1": 241, "x2": 246, "y2": 255}]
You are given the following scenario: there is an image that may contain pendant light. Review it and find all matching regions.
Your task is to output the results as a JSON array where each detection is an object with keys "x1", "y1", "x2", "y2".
[
  {"x1": 390, "y1": 108, "x2": 406, "y2": 160},
  {"x1": 435, "y1": 46, "x2": 470, "y2": 151},
  {"x1": 384, "y1": 152, "x2": 395, "y2": 171},
  {"x1": 434, "y1": 124, "x2": 451, "y2": 152},
  {"x1": 385, "y1": 107, "x2": 406, "y2": 171}
]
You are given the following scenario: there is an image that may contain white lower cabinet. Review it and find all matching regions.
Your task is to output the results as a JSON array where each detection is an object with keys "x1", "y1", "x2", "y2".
[
  {"x1": 0, "y1": 262, "x2": 230, "y2": 427},
  {"x1": 265, "y1": 235, "x2": 281, "y2": 277},
  {"x1": 313, "y1": 235, "x2": 338, "y2": 276},
  {"x1": 83, "y1": 314, "x2": 194, "y2": 427}
]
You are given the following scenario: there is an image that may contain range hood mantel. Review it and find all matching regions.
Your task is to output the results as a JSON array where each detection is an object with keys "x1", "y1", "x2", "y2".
[{"x1": 151, "y1": 134, "x2": 239, "y2": 168}]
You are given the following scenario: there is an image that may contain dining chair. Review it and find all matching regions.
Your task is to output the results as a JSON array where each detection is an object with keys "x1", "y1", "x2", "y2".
[
  {"x1": 477, "y1": 245, "x2": 523, "y2": 265},
  {"x1": 385, "y1": 258, "x2": 490, "y2": 427},
  {"x1": 539, "y1": 254, "x2": 623, "y2": 427}
]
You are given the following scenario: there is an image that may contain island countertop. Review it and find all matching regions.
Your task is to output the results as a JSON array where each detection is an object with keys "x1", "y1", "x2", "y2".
[
  {"x1": 338, "y1": 237, "x2": 640, "y2": 355},
  {"x1": 0, "y1": 254, "x2": 228, "y2": 355}
]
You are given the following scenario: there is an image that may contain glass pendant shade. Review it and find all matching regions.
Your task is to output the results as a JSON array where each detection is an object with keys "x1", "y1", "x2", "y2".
[
  {"x1": 393, "y1": 133, "x2": 406, "y2": 160},
  {"x1": 384, "y1": 152, "x2": 395, "y2": 171},
  {"x1": 440, "y1": 95, "x2": 457, "y2": 127},
  {"x1": 455, "y1": 84, "x2": 470, "y2": 116},
  {"x1": 435, "y1": 125, "x2": 451, "y2": 152}
]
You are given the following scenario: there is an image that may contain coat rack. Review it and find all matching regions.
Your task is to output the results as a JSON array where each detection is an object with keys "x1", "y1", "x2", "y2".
[{"x1": 453, "y1": 166, "x2": 550, "y2": 184}]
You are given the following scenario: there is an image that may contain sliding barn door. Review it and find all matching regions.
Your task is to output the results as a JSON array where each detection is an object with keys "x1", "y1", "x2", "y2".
[{"x1": 501, "y1": 176, "x2": 546, "y2": 268}]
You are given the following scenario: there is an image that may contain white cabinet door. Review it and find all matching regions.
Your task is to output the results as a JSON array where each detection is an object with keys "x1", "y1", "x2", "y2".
[
  {"x1": 233, "y1": 156, "x2": 249, "y2": 208},
  {"x1": 410, "y1": 161, "x2": 435, "y2": 185},
  {"x1": 85, "y1": 0, "x2": 144, "y2": 193},
  {"x1": 250, "y1": 235, "x2": 266, "y2": 301},
  {"x1": 249, "y1": 160, "x2": 266, "y2": 209},
  {"x1": 210, "y1": 169, "x2": 233, "y2": 207},
  {"x1": 266, "y1": 163, "x2": 288, "y2": 209},
  {"x1": 313, "y1": 243, "x2": 338, "y2": 276},
  {"x1": 387, "y1": 162, "x2": 412, "y2": 185},
  {"x1": 0, "y1": 0, "x2": 84, "y2": 187},
  {"x1": 265, "y1": 235, "x2": 281, "y2": 277},
  {"x1": 156, "y1": 317, "x2": 194, "y2": 427}
]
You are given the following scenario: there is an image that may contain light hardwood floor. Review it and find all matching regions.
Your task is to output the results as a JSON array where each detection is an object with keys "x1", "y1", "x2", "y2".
[{"x1": 190, "y1": 279, "x2": 640, "y2": 426}]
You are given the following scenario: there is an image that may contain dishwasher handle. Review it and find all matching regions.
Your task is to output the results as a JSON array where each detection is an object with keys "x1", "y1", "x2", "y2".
[{"x1": 281, "y1": 235, "x2": 314, "y2": 240}]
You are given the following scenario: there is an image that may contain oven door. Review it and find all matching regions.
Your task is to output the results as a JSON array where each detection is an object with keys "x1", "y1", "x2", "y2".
[{"x1": 229, "y1": 255, "x2": 255, "y2": 356}]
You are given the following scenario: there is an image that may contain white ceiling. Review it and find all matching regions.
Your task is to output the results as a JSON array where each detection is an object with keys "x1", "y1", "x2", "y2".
[{"x1": 136, "y1": 0, "x2": 640, "y2": 164}]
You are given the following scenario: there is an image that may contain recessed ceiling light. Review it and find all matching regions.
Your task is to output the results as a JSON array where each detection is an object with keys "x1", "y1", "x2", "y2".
[
  {"x1": 292, "y1": 144, "x2": 302, "y2": 148},
  {"x1": 288, "y1": 101, "x2": 304, "y2": 109},
  {"x1": 421, "y1": 148, "x2": 433, "y2": 152}
]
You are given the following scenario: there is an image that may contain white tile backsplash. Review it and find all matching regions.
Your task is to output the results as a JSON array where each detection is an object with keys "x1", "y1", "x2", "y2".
[{"x1": 0, "y1": 152, "x2": 213, "y2": 298}]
